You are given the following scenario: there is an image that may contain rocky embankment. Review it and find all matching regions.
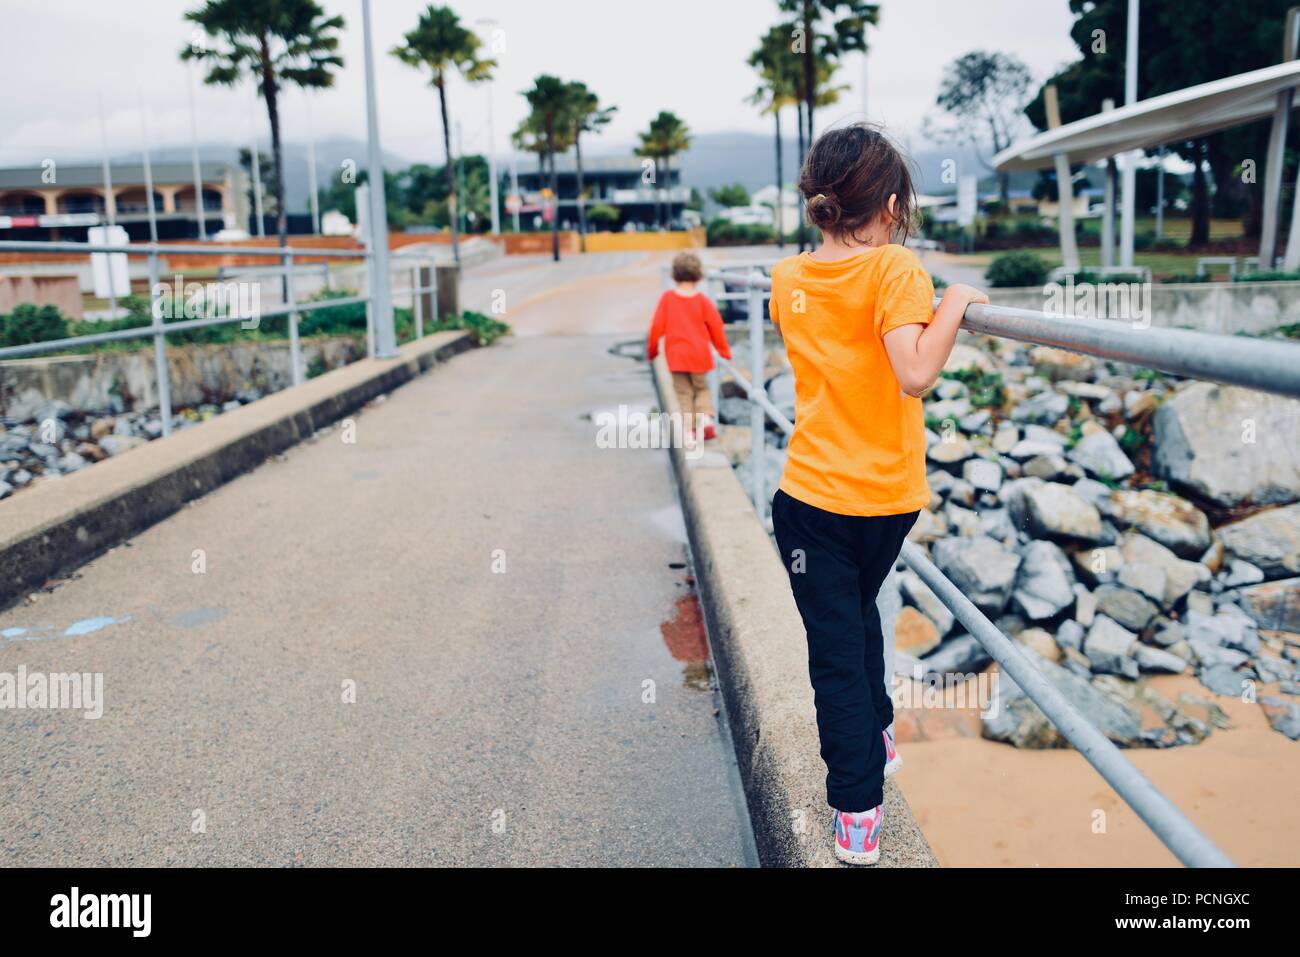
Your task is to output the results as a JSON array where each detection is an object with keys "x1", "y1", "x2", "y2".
[
  {"x1": 0, "y1": 393, "x2": 264, "y2": 499},
  {"x1": 717, "y1": 336, "x2": 1300, "y2": 747}
]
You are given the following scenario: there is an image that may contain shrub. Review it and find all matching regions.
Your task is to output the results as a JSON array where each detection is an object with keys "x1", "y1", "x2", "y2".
[
  {"x1": 1, "y1": 304, "x2": 68, "y2": 347},
  {"x1": 706, "y1": 218, "x2": 776, "y2": 247},
  {"x1": 1235, "y1": 269, "x2": 1300, "y2": 283},
  {"x1": 985, "y1": 251, "x2": 1048, "y2": 288},
  {"x1": 430, "y1": 310, "x2": 511, "y2": 346}
]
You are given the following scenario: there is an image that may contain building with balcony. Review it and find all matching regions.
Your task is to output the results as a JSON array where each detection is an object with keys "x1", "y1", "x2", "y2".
[
  {"x1": 0, "y1": 161, "x2": 247, "y2": 242},
  {"x1": 514, "y1": 155, "x2": 689, "y2": 230}
]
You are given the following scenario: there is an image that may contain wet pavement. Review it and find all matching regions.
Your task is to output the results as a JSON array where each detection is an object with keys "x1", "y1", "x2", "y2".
[{"x1": 0, "y1": 252, "x2": 758, "y2": 866}]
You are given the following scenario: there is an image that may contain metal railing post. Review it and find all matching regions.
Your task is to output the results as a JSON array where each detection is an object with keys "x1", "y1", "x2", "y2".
[
  {"x1": 146, "y1": 247, "x2": 173, "y2": 437},
  {"x1": 413, "y1": 265, "x2": 423, "y2": 340},
  {"x1": 286, "y1": 250, "x2": 303, "y2": 387},
  {"x1": 746, "y1": 269, "x2": 766, "y2": 512}
]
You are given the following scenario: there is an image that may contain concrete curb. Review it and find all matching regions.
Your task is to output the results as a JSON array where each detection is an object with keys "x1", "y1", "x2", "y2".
[
  {"x1": 1, "y1": 331, "x2": 475, "y2": 610},
  {"x1": 652, "y1": 354, "x2": 938, "y2": 868}
]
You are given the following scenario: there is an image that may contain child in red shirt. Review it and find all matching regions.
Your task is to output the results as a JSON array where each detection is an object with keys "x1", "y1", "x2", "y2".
[{"x1": 647, "y1": 252, "x2": 732, "y2": 442}]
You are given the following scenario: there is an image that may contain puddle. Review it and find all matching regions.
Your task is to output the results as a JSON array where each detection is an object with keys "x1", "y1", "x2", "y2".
[{"x1": 659, "y1": 590, "x2": 713, "y2": 691}]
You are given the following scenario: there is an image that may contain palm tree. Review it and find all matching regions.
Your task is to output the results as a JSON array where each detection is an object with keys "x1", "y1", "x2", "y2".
[
  {"x1": 392, "y1": 5, "x2": 495, "y2": 266},
  {"x1": 657, "y1": 113, "x2": 692, "y2": 231},
  {"x1": 518, "y1": 75, "x2": 576, "y2": 262},
  {"x1": 638, "y1": 112, "x2": 691, "y2": 230},
  {"x1": 749, "y1": 26, "x2": 802, "y2": 248},
  {"x1": 634, "y1": 124, "x2": 667, "y2": 230},
  {"x1": 778, "y1": 0, "x2": 878, "y2": 147},
  {"x1": 182, "y1": 0, "x2": 344, "y2": 253},
  {"x1": 565, "y1": 81, "x2": 617, "y2": 253}
]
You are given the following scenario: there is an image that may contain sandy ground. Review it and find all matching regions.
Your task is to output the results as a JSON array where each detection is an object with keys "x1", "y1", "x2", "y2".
[{"x1": 894, "y1": 672, "x2": 1298, "y2": 867}]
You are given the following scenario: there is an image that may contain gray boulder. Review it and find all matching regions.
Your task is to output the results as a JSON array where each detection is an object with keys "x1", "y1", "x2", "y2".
[
  {"x1": 1083, "y1": 615, "x2": 1140, "y2": 678},
  {"x1": 1021, "y1": 482, "x2": 1104, "y2": 544},
  {"x1": 1068, "y1": 430, "x2": 1135, "y2": 481},
  {"x1": 1199, "y1": 664, "x2": 1250, "y2": 699},
  {"x1": 1216, "y1": 503, "x2": 1300, "y2": 579},
  {"x1": 1010, "y1": 390, "x2": 1069, "y2": 426},
  {"x1": 932, "y1": 536, "x2": 1021, "y2": 616},
  {"x1": 1262, "y1": 697, "x2": 1300, "y2": 740},
  {"x1": 1011, "y1": 540, "x2": 1076, "y2": 621},
  {"x1": 1153, "y1": 381, "x2": 1300, "y2": 508},
  {"x1": 1094, "y1": 585, "x2": 1159, "y2": 631},
  {"x1": 921, "y1": 633, "x2": 993, "y2": 677},
  {"x1": 1236, "y1": 577, "x2": 1300, "y2": 632},
  {"x1": 981, "y1": 651, "x2": 1142, "y2": 748},
  {"x1": 1107, "y1": 489, "x2": 1212, "y2": 559},
  {"x1": 1134, "y1": 643, "x2": 1189, "y2": 674}
]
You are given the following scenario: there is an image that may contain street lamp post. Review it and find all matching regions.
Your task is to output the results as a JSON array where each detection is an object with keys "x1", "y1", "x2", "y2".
[
  {"x1": 475, "y1": 17, "x2": 501, "y2": 236},
  {"x1": 1119, "y1": 0, "x2": 1139, "y2": 268},
  {"x1": 360, "y1": 0, "x2": 397, "y2": 358}
]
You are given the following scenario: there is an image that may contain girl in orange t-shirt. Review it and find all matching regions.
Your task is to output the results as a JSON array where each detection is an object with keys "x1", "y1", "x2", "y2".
[{"x1": 768, "y1": 123, "x2": 988, "y2": 865}]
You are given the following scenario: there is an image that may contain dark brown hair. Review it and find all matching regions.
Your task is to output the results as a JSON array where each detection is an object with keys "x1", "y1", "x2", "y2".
[
  {"x1": 671, "y1": 251, "x2": 704, "y2": 283},
  {"x1": 798, "y1": 122, "x2": 918, "y2": 245}
]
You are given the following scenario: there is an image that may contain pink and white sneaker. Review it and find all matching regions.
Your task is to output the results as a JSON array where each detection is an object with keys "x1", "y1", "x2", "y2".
[
  {"x1": 833, "y1": 805, "x2": 883, "y2": 865},
  {"x1": 883, "y1": 727, "x2": 903, "y2": 779}
]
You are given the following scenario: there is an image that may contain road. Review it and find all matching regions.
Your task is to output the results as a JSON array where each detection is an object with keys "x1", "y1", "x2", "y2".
[{"x1": 0, "y1": 251, "x2": 758, "y2": 866}]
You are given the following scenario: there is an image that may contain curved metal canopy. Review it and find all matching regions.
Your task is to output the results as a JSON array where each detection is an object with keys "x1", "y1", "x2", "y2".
[{"x1": 994, "y1": 60, "x2": 1300, "y2": 171}]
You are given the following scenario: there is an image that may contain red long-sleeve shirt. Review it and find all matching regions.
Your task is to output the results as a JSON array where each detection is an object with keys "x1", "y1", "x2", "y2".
[{"x1": 646, "y1": 289, "x2": 732, "y2": 373}]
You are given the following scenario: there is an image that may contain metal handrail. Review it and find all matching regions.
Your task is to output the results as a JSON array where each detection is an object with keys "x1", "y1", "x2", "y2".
[
  {"x1": 700, "y1": 267, "x2": 1300, "y2": 399},
  {"x1": 0, "y1": 238, "x2": 442, "y2": 434},
  {"x1": 710, "y1": 267, "x2": 1236, "y2": 868},
  {"x1": 953, "y1": 299, "x2": 1300, "y2": 399}
]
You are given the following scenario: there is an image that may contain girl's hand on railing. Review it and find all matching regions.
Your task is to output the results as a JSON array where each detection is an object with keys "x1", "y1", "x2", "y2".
[{"x1": 941, "y1": 283, "x2": 989, "y2": 310}]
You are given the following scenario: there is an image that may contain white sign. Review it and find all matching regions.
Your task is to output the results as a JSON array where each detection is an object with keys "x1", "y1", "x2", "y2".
[
  {"x1": 88, "y1": 225, "x2": 130, "y2": 300},
  {"x1": 957, "y1": 175, "x2": 978, "y2": 228}
]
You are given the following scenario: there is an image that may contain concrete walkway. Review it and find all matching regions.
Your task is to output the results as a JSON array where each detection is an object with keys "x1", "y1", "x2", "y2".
[{"x1": 0, "y1": 253, "x2": 757, "y2": 866}]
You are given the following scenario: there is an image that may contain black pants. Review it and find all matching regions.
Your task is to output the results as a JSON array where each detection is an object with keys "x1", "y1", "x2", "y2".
[{"x1": 771, "y1": 489, "x2": 918, "y2": 812}]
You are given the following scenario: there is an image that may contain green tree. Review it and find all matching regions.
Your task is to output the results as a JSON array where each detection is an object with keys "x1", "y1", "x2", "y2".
[
  {"x1": 518, "y1": 75, "x2": 577, "y2": 261},
  {"x1": 1024, "y1": 0, "x2": 1295, "y2": 245},
  {"x1": 586, "y1": 203, "x2": 620, "y2": 230},
  {"x1": 749, "y1": 25, "x2": 804, "y2": 248},
  {"x1": 565, "y1": 81, "x2": 617, "y2": 253},
  {"x1": 928, "y1": 51, "x2": 1032, "y2": 206},
  {"x1": 778, "y1": 0, "x2": 878, "y2": 148},
  {"x1": 182, "y1": 0, "x2": 343, "y2": 249},
  {"x1": 637, "y1": 112, "x2": 692, "y2": 230},
  {"x1": 392, "y1": 5, "x2": 495, "y2": 265},
  {"x1": 708, "y1": 184, "x2": 752, "y2": 208}
]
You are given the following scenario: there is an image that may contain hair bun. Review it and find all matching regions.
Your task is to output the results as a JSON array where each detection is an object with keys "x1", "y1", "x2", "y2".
[{"x1": 806, "y1": 192, "x2": 842, "y2": 227}]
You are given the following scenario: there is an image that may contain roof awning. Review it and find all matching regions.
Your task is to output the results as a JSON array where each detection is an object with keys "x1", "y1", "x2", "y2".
[{"x1": 994, "y1": 60, "x2": 1300, "y2": 172}]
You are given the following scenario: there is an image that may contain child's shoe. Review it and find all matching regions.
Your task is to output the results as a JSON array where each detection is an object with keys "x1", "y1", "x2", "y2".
[
  {"x1": 700, "y1": 415, "x2": 718, "y2": 442},
  {"x1": 832, "y1": 805, "x2": 882, "y2": 865},
  {"x1": 883, "y1": 727, "x2": 903, "y2": 778}
]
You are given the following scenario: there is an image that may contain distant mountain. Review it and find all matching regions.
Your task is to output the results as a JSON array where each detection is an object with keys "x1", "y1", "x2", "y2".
[{"x1": 585, "y1": 131, "x2": 1037, "y2": 208}]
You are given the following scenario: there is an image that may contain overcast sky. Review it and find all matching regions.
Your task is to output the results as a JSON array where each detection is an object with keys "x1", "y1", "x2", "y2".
[{"x1": 0, "y1": 0, "x2": 1079, "y2": 168}]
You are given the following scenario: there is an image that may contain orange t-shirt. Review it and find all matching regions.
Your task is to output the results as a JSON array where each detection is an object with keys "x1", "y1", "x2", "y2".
[
  {"x1": 646, "y1": 289, "x2": 732, "y2": 373},
  {"x1": 769, "y1": 244, "x2": 935, "y2": 516}
]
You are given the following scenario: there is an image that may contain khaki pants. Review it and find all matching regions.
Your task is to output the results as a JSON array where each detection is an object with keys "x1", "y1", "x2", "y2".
[{"x1": 671, "y1": 371, "x2": 713, "y2": 425}]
